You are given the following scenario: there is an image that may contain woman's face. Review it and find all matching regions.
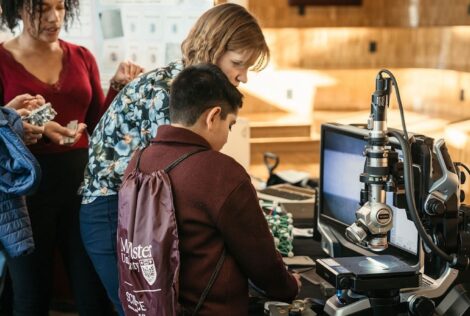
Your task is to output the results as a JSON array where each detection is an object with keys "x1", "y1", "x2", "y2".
[
  {"x1": 216, "y1": 50, "x2": 255, "y2": 87},
  {"x1": 20, "y1": 0, "x2": 65, "y2": 43}
]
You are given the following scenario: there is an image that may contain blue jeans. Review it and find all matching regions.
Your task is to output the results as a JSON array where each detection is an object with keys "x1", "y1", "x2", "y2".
[{"x1": 80, "y1": 195, "x2": 124, "y2": 316}]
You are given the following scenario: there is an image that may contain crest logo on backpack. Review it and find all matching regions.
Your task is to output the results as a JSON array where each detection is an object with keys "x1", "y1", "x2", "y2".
[
  {"x1": 140, "y1": 258, "x2": 157, "y2": 285},
  {"x1": 119, "y1": 238, "x2": 155, "y2": 275}
]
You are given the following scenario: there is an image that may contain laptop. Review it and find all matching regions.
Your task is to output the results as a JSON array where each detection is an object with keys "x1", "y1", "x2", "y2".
[{"x1": 258, "y1": 184, "x2": 316, "y2": 228}]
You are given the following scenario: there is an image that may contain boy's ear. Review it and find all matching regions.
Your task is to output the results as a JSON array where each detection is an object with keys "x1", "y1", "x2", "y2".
[{"x1": 205, "y1": 106, "x2": 222, "y2": 130}]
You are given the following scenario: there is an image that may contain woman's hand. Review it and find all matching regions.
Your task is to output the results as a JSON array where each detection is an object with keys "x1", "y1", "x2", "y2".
[
  {"x1": 6, "y1": 94, "x2": 45, "y2": 111},
  {"x1": 110, "y1": 61, "x2": 144, "y2": 90},
  {"x1": 14, "y1": 108, "x2": 44, "y2": 145},
  {"x1": 22, "y1": 122, "x2": 44, "y2": 145},
  {"x1": 44, "y1": 121, "x2": 87, "y2": 146}
]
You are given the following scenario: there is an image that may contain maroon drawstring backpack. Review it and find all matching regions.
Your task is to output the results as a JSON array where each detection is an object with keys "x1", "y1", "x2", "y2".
[{"x1": 117, "y1": 146, "x2": 225, "y2": 316}]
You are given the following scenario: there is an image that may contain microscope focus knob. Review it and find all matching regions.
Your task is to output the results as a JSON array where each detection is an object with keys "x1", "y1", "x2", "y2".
[
  {"x1": 409, "y1": 296, "x2": 435, "y2": 316},
  {"x1": 338, "y1": 276, "x2": 350, "y2": 289},
  {"x1": 345, "y1": 223, "x2": 367, "y2": 244},
  {"x1": 460, "y1": 170, "x2": 466, "y2": 185},
  {"x1": 425, "y1": 198, "x2": 445, "y2": 216}
]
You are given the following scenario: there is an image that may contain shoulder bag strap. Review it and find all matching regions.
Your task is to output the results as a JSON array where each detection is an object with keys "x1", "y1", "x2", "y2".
[
  {"x1": 134, "y1": 147, "x2": 147, "y2": 172},
  {"x1": 164, "y1": 148, "x2": 206, "y2": 173},
  {"x1": 192, "y1": 249, "x2": 226, "y2": 316},
  {"x1": 160, "y1": 146, "x2": 224, "y2": 315},
  {"x1": 135, "y1": 146, "x2": 206, "y2": 173}
]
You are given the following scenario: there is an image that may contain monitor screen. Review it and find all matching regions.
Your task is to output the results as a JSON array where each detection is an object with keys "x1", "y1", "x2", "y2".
[{"x1": 319, "y1": 124, "x2": 419, "y2": 259}]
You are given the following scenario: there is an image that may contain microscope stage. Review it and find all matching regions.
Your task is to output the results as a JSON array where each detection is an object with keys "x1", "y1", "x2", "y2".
[{"x1": 316, "y1": 255, "x2": 420, "y2": 292}]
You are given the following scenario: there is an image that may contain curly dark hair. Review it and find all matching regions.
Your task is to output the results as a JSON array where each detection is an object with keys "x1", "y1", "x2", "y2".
[{"x1": 0, "y1": 0, "x2": 79, "y2": 32}]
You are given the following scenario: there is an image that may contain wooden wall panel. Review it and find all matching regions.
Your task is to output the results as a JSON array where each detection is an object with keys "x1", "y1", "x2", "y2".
[
  {"x1": 263, "y1": 27, "x2": 470, "y2": 72},
  {"x1": 241, "y1": 68, "x2": 470, "y2": 120},
  {"x1": 249, "y1": 0, "x2": 470, "y2": 27}
]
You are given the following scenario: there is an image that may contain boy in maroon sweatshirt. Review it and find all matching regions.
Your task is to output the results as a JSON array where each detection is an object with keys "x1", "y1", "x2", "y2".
[{"x1": 123, "y1": 64, "x2": 300, "y2": 315}]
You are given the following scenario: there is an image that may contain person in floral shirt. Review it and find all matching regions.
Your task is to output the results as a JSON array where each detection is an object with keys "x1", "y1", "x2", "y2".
[{"x1": 78, "y1": 3, "x2": 270, "y2": 314}]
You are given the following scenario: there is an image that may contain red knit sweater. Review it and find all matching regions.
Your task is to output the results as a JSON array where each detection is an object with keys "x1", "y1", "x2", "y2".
[{"x1": 0, "y1": 39, "x2": 117, "y2": 154}]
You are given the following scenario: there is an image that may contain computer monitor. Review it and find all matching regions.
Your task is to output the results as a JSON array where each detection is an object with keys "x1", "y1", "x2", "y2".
[{"x1": 317, "y1": 123, "x2": 421, "y2": 266}]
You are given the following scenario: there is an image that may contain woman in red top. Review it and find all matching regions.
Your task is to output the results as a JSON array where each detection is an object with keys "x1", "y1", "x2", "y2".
[{"x1": 0, "y1": 0, "x2": 143, "y2": 315}]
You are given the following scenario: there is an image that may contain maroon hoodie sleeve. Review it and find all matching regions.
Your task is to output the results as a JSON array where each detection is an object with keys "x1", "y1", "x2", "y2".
[{"x1": 215, "y1": 178, "x2": 299, "y2": 302}]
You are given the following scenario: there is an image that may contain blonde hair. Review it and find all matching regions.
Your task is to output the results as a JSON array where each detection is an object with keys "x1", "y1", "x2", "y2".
[{"x1": 181, "y1": 3, "x2": 269, "y2": 71}]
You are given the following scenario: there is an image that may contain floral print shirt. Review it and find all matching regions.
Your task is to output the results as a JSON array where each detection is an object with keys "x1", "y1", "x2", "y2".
[{"x1": 79, "y1": 61, "x2": 183, "y2": 203}]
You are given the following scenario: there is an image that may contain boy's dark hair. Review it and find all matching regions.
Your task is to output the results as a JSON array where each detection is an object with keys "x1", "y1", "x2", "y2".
[
  {"x1": 170, "y1": 64, "x2": 243, "y2": 126},
  {"x1": 0, "y1": 0, "x2": 79, "y2": 32}
]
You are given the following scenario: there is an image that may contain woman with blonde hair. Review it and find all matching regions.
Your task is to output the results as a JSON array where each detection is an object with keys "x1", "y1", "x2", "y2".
[
  {"x1": 79, "y1": 3, "x2": 270, "y2": 314},
  {"x1": 181, "y1": 2, "x2": 269, "y2": 72}
]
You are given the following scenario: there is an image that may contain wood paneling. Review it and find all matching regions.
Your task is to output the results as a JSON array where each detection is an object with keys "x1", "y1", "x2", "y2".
[
  {"x1": 264, "y1": 27, "x2": 470, "y2": 72},
  {"x1": 251, "y1": 122, "x2": 311, "y2": 138},
  {"x1": 239, "y1": 90, "x2": 290, "y2": 114},
  {"x1": 250, "y1": 137, "x2": 319, "y2": 164},
  {"x1": 249, "y1": 0, "x2": 470, "y2": 27},
  {"x1": 312, "y1": 69, "x2": 470, "y2": 119},
  {"x1": 241, "y1": 68, "x2": 470, "y2": 121},
  {"x1": 241, "y1": 0, "x2": 470, "y2": 185}
]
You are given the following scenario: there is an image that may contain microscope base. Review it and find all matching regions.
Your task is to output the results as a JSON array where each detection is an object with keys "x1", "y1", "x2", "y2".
[{"x1": 324, "y1": 295, "x2": 370, "y2": 316}]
